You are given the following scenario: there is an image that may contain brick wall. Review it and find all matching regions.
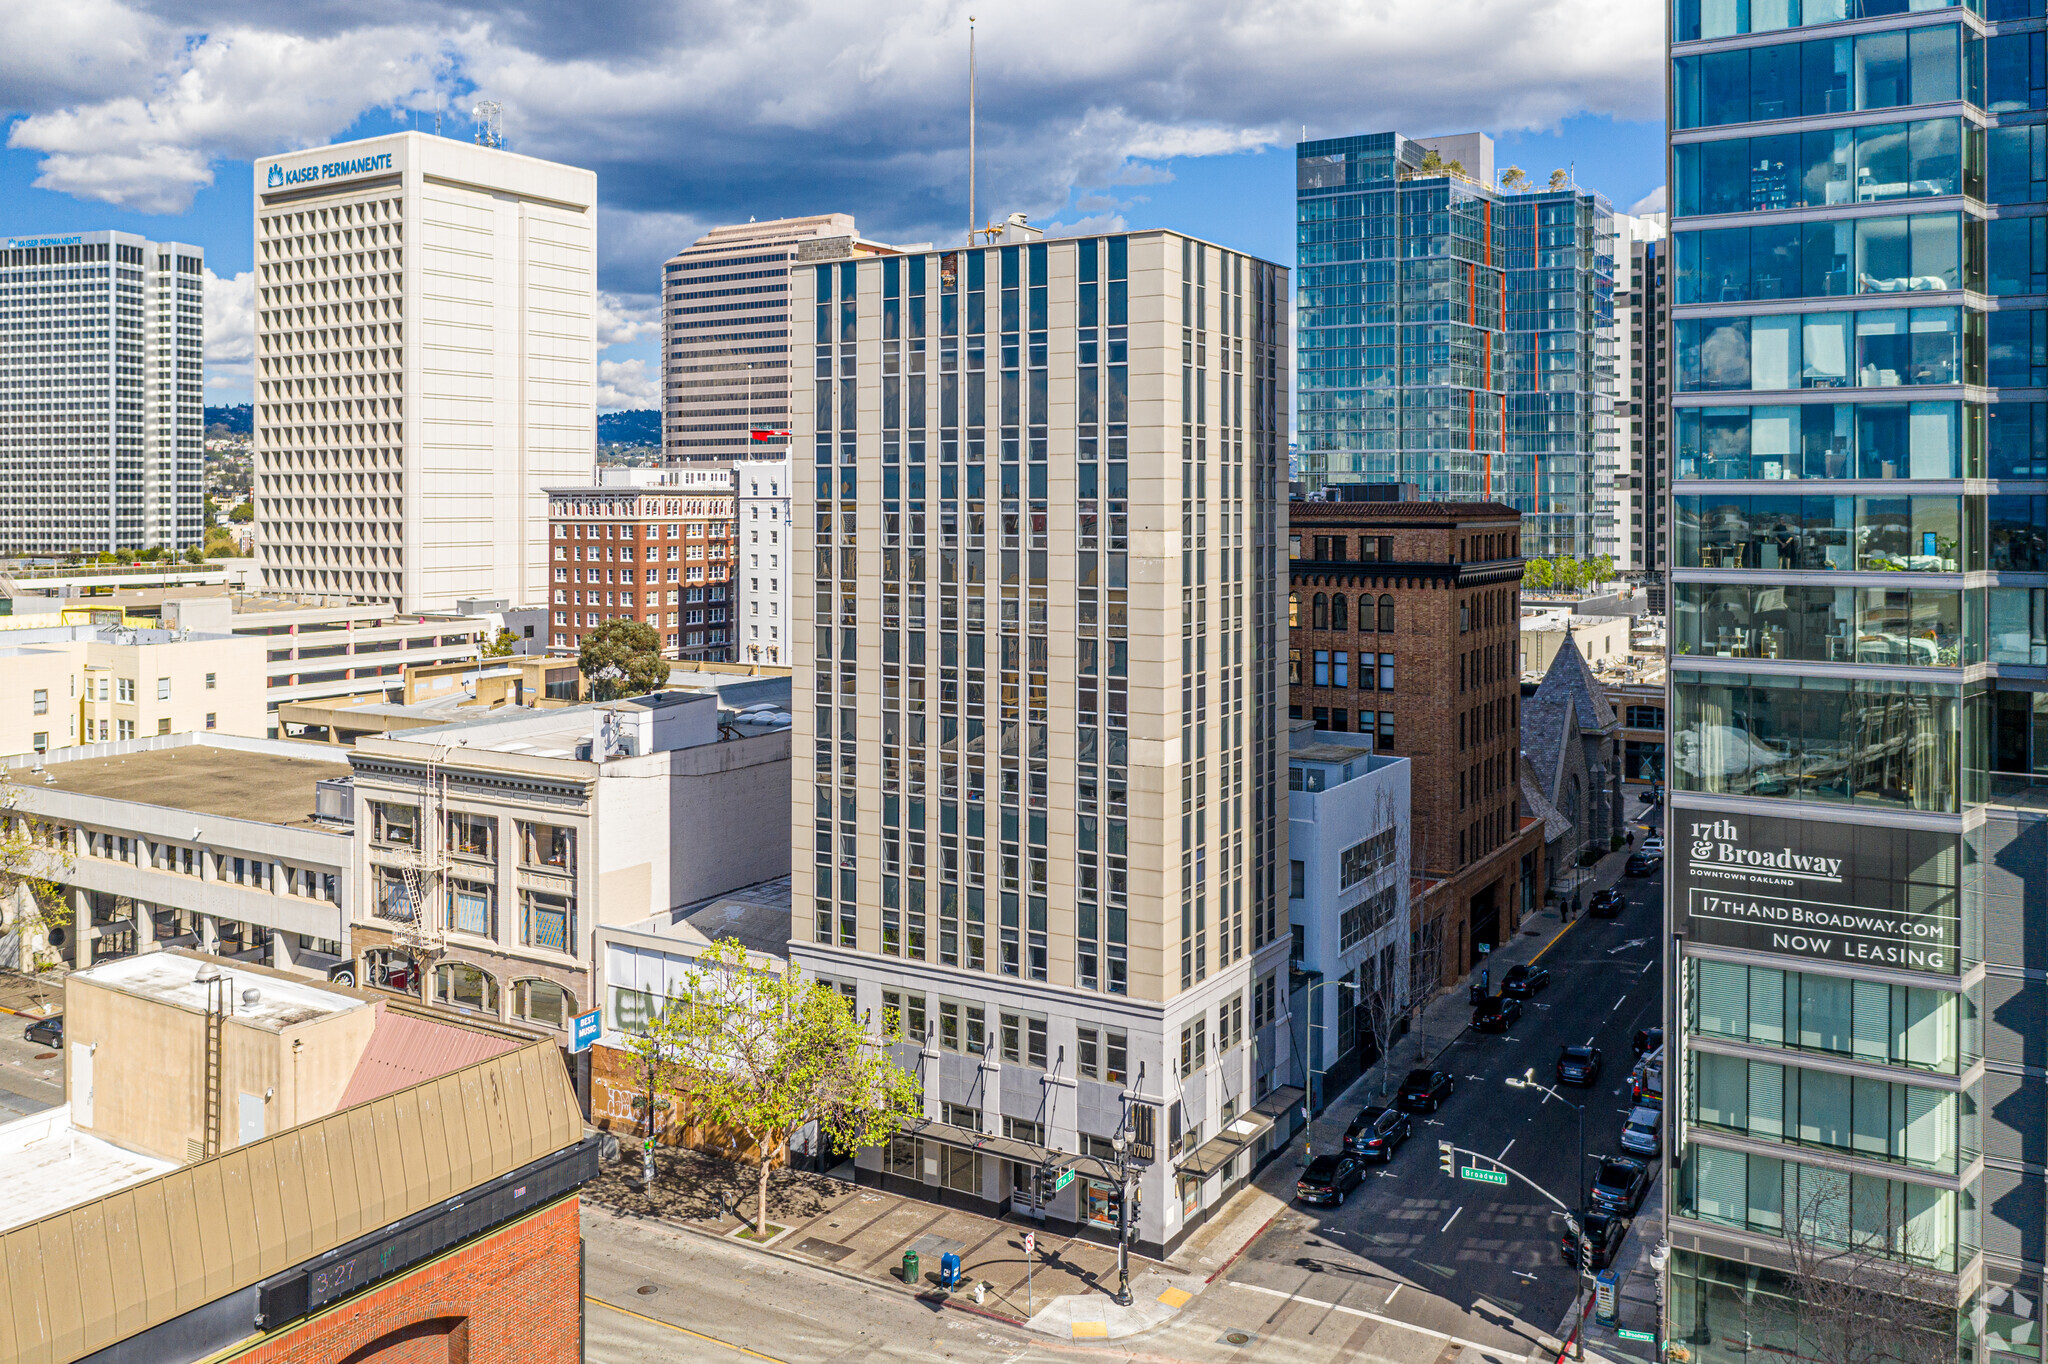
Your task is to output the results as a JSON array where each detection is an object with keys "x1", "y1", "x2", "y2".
[
  {"x1": 230, "y1": 1195, "x2": 581, "y2": 1364},
  {"x1": 587, "y1": 1037, "x2": 772, "y2": 1163}
]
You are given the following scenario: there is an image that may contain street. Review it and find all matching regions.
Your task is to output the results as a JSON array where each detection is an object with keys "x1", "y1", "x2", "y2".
[{"x1": 0, "y1": 1015, "x2": 63, "y2": 1122}]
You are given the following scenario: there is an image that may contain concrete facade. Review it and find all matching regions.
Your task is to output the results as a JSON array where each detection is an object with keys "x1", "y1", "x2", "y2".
[
  {"x1": 0, "y1": 623, "x2": 265, "y2": 756},
  {"x1": 735, "y1": 455, "x2": 793, "y2": 664}
]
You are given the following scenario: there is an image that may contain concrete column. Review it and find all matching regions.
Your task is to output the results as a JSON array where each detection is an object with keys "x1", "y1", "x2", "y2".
[
  {"x1": 196, "y1": 915, "x2": 219, "y2": 952},
  {"x1": 71, "y1": 887, "x2": 90, "y2": 969}
]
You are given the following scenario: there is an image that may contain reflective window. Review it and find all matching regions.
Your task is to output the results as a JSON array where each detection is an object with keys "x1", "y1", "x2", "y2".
[
  {"x1": 1672, "y1": 119, "x2": 1970, "y2": 217},
  {"x1": 1989, "y1": 493, "x2": 2048, "y2": 568},
  {"x1": 1986, "y1": 123, "x2": 2048, "y2": 203},
  {"x1": 1675, "y1": 581, "x2": 1969, "y2": 665},
  {"x1": 1689, "y1": 1050, "x2": 1965, "y2": 1173},
  {"x1": 1675, "y1": 492, "x2": 1969, "y2": 571},
  {"x1": 1674, "y1": 26, "x2": 1966, "y2": 128},
  {"x1": 1676, "y1": 307, "x2": 1963, "y2": 391},
  {"x1": 1675, "y1": 214, "x2": 1974, "y2": 303},
  {"x1": 1986, "y1": 217, "x2": 2048, "y2": 294},
  {"x1": 1689, "y1": 955, "x2": 1965, "y2": 1074},
  {"x1": 1675, "y1": 0, "x2": 1968, "y2": 43},
  {"x1": 1674, "y1": 401, "x2": 1965, "y2": 479},
  {"x1": 1676, "y1": 1150, "x2": 1958, "y2": 1270},
  {"x1": 1987, "y1": 309, "x2": 2048, "y2": 387}
]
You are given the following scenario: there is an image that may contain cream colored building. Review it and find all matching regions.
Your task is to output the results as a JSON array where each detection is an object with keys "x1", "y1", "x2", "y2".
[
  {"x1": 787, "y1": 232, "x2": 1294, "y2": 1257},
  {"x1": 0, "y1": 623, "x2": 264, "y2": 757},
  {"x1": 250, "y1": 132, "x2": 597, "y2": 612},
  {"x1": 1519, "y1": 607, "x2": 1632, "y2": 677}
]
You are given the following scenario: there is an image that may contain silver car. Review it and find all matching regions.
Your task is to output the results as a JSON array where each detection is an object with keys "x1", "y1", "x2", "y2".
[{"x1": 1619, "y1": 1105, "x2": 1662, "y2": 1158}]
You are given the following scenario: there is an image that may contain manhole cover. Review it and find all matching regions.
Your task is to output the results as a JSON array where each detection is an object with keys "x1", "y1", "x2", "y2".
[
  {"x1": 1219, "y1": 1329, "x2": 1257, "y2": 1347},
  {"x1": 635, "y1": 1285, "x2": 660, "y2": 1296},
  {"x1": 791, "y1": 1237, "x2": 854, "y2": 1263},
  {"x1": 34, "y1": 1052, "x2": 57, "y2": 1060}
]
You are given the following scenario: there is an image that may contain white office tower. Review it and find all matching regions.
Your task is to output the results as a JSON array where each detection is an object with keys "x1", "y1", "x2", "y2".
[
  {"x1": 251, "y1": 133, "x2": 597, "y2": 611},
  {"x1": 0, "y1": 231, "x2": 205, "y2": 555},
  {"x1": 734, "y1": 454, "x2": 791, "y2": 663}
]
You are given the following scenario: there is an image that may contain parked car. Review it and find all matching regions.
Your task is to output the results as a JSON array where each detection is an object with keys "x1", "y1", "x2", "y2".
[
  {"x1": 1560, "y1": 1209, "x2": 1629, "y2": 1269},
  {"x1": 1556, "y1": 1044, "x2": 1602, "y2": 1086},
  {"x1": 1620, "y1": 1105, "x2": 1664, "y2": 1158},
  {"x1": 1624, "y1": 851, "x2": 1661, "y2": 878},
  {"x1": 1588, "y1": 886, "x2": 1626, "y2": 918},
  {"x1": 1589, "y1": 1155, "x2": 1652, "y2": 1216},
  {"x1": 1641, "y1": 834, "x2": 1665, "y2": 856},
  {"x1": 1500, "y1": 963, "x2": 1550, "y2": 999},
  {"x1": 1296, "y1": 1154, "x2": 1366, "y2": 1206},
  {"x1": 1472, "y1": 994, "x2": 1523, "y2": 1033},
  {"x1": 1632, "y1": 1027, "x2": 1664, "y2": 1058},
  {"x1": 1397, "y1": 1069, "x2": 1456, "y2": 1113},
  {"x1": 21, "y1": 1015, "x2": 61, "y2": 1047},
  {"x1": 1344, "y1": 1104, "x2": 1412, "y2": 1162}
]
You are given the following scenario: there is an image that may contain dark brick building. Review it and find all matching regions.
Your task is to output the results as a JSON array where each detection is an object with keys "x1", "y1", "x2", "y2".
[{"x1": 1288, "y1": 494, "x2": 1547, "y2": 985}]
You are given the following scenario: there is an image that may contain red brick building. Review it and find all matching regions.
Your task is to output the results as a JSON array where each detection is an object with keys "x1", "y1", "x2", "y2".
[
  {"x1": 547, "y1": 469, "x2": 736, "y2": 662},
  {"x1": 1288, "y1": 493, "x2": 1546, "y2": 984}
]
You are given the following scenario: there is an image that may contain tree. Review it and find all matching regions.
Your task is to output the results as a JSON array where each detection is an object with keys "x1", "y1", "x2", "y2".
[
  {"x1": 1782, "y1": 1169, "x2": 1953, "y2": 1364},
  {"x1": 1407, "y1": 149, "x2": 1466, "y2": 181},
  {"x1": 182, "y1": 546, "x2": 204, "y2": 564},
  {"x1": 1524, "y1": 558, "x2": 1554, "y2": 590},
  {"x1": 653, "y1": 938, "x2": 921, "y2": 1239},
  {"x1": 578, "y1": 619, "x2": 670, "y2": 700},
  {"x1": 1499, "y1": 165, "x2": 1530, "y2": 193},
  {"x1": 1549, "y1": 168, "x2": 1572, "y2": 191},
  {"x1": 228, "y1": 501, "x2": 253, "y2": 524},
  {"x1": 482, "y1": 628, "x2": 517, "y2": 659},
  {"x1": 0, "y1": 778, "x2": 74, "y2": 977},
  {"x1": 1355, "y1": 784, "x2": 1414, "y2": 1098}
]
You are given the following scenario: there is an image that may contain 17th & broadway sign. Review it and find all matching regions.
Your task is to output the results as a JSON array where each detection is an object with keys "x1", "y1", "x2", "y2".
[{"x1": 1679, "y1": 813, "x2": 1958, "y2": 974}]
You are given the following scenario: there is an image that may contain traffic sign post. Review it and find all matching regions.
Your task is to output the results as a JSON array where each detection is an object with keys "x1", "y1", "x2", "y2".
[
  {"x1": 1618, "y1": 1328, "x2": 1657, "y2": 1343},
  {"x1": 1022, "y1": 1230, "x2": 1035, "y2": 1315},
  {"x1": 1459, "y1": 1166, "x2": 1508, "y2": 1186},
  {"x1": 571, "y1": 1008, "x2": 602, "y2": 1052},
  {"x1": 1052, "y1": 1168, "x2": 1074, "y2": 1193}
]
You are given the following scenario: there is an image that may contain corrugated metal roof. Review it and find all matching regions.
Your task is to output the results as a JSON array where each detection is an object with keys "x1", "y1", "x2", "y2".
[{"x1": 336, "y1": 1008, "x2": 522, "y2": 1109}]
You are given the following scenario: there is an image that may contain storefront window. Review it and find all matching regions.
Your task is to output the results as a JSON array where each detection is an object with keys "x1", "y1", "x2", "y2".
[
  {"x1": 1689, "y1": 1050, "x2": 1967, "y2": 1172},
  {"x1": 1676, "y1": 1150, "x2": 1961, "y2": 1270},
  {"x1": 515, "y1": 978, "x2": 574, "y2": 1029}
]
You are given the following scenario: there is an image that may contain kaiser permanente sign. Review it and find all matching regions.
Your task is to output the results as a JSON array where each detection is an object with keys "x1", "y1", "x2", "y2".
[
  {"x1": 266, "y1": 151, "x2": 396, "y2": 190},
  {"x1": 1679, "y1": 814, "x2": 1959, "y2": 973}
]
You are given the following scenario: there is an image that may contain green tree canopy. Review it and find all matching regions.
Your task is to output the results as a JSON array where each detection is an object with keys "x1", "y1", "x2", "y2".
[
  {"x1": 1523, "y1": 558, "x2": 1554, "y2": 589},
  {"x1": 578, "y1": 619, "x2": 670, "y2": 700},
  {"x1": 482, "y1": 628, "x2": 518, "y2": 659}
]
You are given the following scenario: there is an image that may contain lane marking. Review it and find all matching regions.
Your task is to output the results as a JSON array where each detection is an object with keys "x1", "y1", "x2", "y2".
[
  {"x1": 1385, "y1": 1284, "x2": 1402, "y2": 1306},
  {"x1": 586, "y1": 1297, "x2": 790, "y2": 1362},
  {"x1": 1611, "y1": 996, "x2": 1627, "y2": 1012},
  {"x1": 1227, "y1": 1281, "x2": 1519, "y2": 1356},
  {"x1": 1442, "y1": 1206, "x2": 1463, "y2": 1234},
  {"x1": 1640, "y1": 960, "x2": 1654, "y2": 975}
]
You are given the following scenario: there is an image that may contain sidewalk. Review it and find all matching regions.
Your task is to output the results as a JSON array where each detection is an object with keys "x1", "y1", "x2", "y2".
[
  {"x1": 0, "y1": 968, "x2": 62, "y2": 1018},
  {"x1": 581, "y1": 1142, "x2": 1284, "y2": 1341}
]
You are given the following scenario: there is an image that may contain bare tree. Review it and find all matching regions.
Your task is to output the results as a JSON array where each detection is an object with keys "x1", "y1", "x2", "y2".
[
  {"x1": 1354, "y1": 785, "x2": 1413, "y2": 1098},
  {"x1": 1782, "y1": 1169, "x2": 1954, "y2": 1364}
]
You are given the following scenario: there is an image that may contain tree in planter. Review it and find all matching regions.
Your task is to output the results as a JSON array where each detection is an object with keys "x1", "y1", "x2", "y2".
[
  {"x1": 578, "y1": 619, "x2": 670, "y2": 700},
  {"x1": 1499, "y1": 165, "x2": 1530, "y2": 194},
  {"x1": 659, "y1": 938, "x2": 921, "y2": 1239},
  {"x1": 1782, "y1": 1168, "x2": 1953, "y2": 1364}
]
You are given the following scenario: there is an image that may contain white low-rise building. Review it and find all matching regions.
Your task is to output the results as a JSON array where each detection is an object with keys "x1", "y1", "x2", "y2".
[
  {"x1": 734, "y1": 455, "x2": 792, "y2": 664},
  {"x1": 0, "y1": 622, "x2": 266, "y2": 758}
]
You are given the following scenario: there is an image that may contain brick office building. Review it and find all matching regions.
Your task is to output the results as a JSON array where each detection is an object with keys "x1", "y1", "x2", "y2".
[
  {"x1": 1288, "y1": 491, "x2": 1546, "y2": 985},
  {"x1": 546, "y1": 468, "x2": 736, "y2": 662}
]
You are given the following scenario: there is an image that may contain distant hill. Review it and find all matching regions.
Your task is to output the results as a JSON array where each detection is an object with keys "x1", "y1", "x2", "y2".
[
  {"x1": 205, "y1": 404, "x2": 252, "y2": 435},
  {"x1": 598, "y1": 409, "x2": 660, "y2": 446}
]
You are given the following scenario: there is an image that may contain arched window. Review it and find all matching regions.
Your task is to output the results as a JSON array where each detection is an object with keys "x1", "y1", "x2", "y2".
[
  {"x1": 1289, "y1": 592, "x2": 1300, "y2": 628},
  {"x1": 514, "y1": 978, "x2": 576, "y2": 1029},
  {"x1": 1330, "y1": 594, "x2": 1348, "y2": 631},
  {"x1": 1312, "y1": 593, "x2": 1329, "y2": 630},
  {"x1": 1377, "y1": 595, "x2": 1395, "y2": 632},
  {"x1": 363, "y1": 948, "x2": 421, "y2": 997},
  {"x1": 435, "y1": 961, "x2": 499, "y2": 1014}
]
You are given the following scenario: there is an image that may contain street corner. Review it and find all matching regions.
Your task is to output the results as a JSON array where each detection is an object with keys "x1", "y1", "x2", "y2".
[{"x1": 1021, "y1": 1267, "x2": 1207, "y2": 1341}]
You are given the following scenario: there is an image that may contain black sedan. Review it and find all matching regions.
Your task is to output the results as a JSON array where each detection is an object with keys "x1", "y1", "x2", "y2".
[
  {"x1": 1624, "y1": 851, "x2": 1662, "y2": 878},
  {"x1": 1588, "y1": 886, "x2": 1626, "y2": 918},
  {"x1": 1472, "y1": 994, "x2": 1523, "y2": 1033},
  {"x1": 1589, "y1": 1155, "x2": 1652, "y2": 1216},
  {"x1": 21, "y1": 1015, "x2": 61, "y2": 1047},
  {"x1": 1556, "y1": 1044, "x2": 1602, "y2": 1086},
  {"x1": 1296, "y1": 1154, "x2": 1366, "y2": 1206},
  {"x1": 1397, "y1": 1068, "x2": 1455, "y2": 1112},
  {"x1": 1560, "y1": 1209, "x2": 1629, "y2": 1270},
  {"x1": 1500, "y1": 963, "x2": 1550, "y2": 999},
  {"x1": 1344, "y1": 1104, "x2": 1412, "y2": 1161}
]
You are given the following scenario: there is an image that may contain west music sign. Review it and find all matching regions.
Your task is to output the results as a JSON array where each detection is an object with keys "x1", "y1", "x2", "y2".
[{"x1": 1679, "y1": 813, "x2": 1958, "y2": 974}]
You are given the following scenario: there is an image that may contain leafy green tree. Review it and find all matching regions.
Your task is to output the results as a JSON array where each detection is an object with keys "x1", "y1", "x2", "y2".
[
  {"x1": 182, "y1": 546, "x2": 205, "y2": 564},
  {"x1": 1549, "y1": 168, "x2": 1571, "y2": 191},
  {"x1": 1499, "y1": 166, "x2": 1530, "y2": 193},
  {"x1": 482, "y1": 628, "x2": 518, "y2": 659},
  {"x1": 649, "y1": 938, "x2": 921, "y2": 1238},
  {"x1": 1524, "y1": 558, "x2": 1554, "y2": 589},
  {"x1": 578, "y1": 619, "x2": 670, "y2": 700}
]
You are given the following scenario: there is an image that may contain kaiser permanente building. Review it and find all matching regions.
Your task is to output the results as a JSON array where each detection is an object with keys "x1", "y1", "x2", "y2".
[
  {"x1": 251, "y1": 132, "x2": 596, "y2": 612},
  {"x1": 1666, "y1": 2, "x2": 2048, "y2": 1358}
]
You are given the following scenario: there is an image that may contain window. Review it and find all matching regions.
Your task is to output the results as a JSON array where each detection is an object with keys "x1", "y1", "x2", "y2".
[
  {"x1": 156, "y1": 718, "x2": 170, "y2": 736},
  {"x1": 1377, "y1": 596, "x2": 1394, "y2": 632},
  {"x1": 1341, "y1": 829, "x2": 1398, "y2": 887},
  {"x1": 1001, "y1": 1011, "x2": 1022, "y2": 1063},
  {"x1": 205, "y1": 712, "x2": 216, "y2": 730},
  {"x1": 1254, "y1": 973, "x2": 1277, "y2": 1029},
  {"x1": 1179, "y1": 1017, "x2": 1207, "y2": 1077},
  {"x1": 1674, "y1": 400, "x2": 1961, "y2": 481},
  {"x1": 435, "y1": 962, "x2": 498, "y2": 1014},
  {"x1": 447, "y1": 879, "x2": 494, "y2": 936},
  {"x1": 1626, "y1": 704, "x2": 1667, "y2": 730},
  {"x1": 1376, "y1": 711, "x2": 1395, "y2": 750},
  {"x1": 942, "y1": 1101, "x2": 980, "y2": 1130},
  {"x1": 1333, "y1": 651, "x2": 1349, "y2": 688},
  {"x1": 1221, "y1": 993, "x2": 1244, "y2": 1051},
  {"x1": 520, "y1": 821, "x2": 575, "y2": 873},
  {"x1": 1075, "y1": 1025, "x2": 1128, "y2": 1083},
  {"x1": 363, "y1": 947, "x2": 421, "y2": 997},
  {"x1": 156, "y1": 678, "x2": 170, "y2": 701},
  {"x1": 1078, "y1": 1026, "x2": 1099, "y2": 1078},
  {"x1": 1002, "y1": 1116, "x2": 1043, "y2": 1145},
  {"x1": 1313, "y1": 650, "x2": 1330, "y2": 686},
  {"x1": 521, "y1": 889, "x2": 575, "y2": 952},
  {"x1": 1378, "y1": 653, "x2": 1395, "y2": 689},
  {"x1": 116, "y1": 678, "x2": 134, "y2": 702},
  {"x1": 31, "y1": 689, "x2": 46, "y2": 715},
  {"x1": 1341, "y1": 886, "x2": 1400, "y2": 950},
  {"x1": 205, "y1": 672, "x2": 216, "y2": 690},
  {"x1": 1674, "y1": 213, "x2": 1972, "y2": 305},
  {"x1": 31, "y1": 732, "x2": 46, "y2": 752},
  {"x1": 448, "y1": 811, "x2": 496, "y2": 859},
  {"x1": 1290, "y1": 859, "x2": 1306, "y2": 898},
  {"x1": 372, "y1": 802, "x2": 417, "y2": 846}
]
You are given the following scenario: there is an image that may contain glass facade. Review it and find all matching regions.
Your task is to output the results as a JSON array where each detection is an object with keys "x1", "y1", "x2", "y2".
[
  {"x1": 1667, "y1": 0, "x2": 2048, "y2": 1345},
  {"x1": 1295, "y1": 131, "x2": 1616, "y2": 559}
]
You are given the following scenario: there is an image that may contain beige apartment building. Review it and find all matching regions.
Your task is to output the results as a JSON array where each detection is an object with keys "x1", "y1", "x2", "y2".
[
  {"x1": 0, "y1": 623, "x2": 265, "y2": 757},
  {"x1": 786, "y1": 231, "x2": 1294, "y2": 1257}
]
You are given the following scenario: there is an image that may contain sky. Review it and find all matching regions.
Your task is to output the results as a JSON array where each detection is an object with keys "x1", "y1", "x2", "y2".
[{"x1": 0, "y1": 0, "x2": 1665, "y2": 412}]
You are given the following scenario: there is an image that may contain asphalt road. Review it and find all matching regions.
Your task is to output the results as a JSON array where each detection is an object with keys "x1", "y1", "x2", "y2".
[{"x1": 0, "y1": 1015, "x2": 63, "y2": 1121}]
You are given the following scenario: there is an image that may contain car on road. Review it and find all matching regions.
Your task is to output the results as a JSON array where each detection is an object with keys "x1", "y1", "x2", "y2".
[
  {"x1": 1556, "y1": 1045, "x2": 1602, "y2": 1086},
  {"x1": 1560, "y1": 1209, "x2": 1630, "y2": 1270},
  {"x1": 1620, "y1": 1105, "x2": 1663, "y2": 1157},
  {"x1": 1633, "y1": 1027, "x2": 1664, "y2": 1058},
  {"x1": 21, "y1": 1015, "x2": 61, "y2": 1047},
  {"x1": 1500, "y1": 963, "x2": 1550, "y2": 999},
  {"x1": 1344, "y1": 1104, "x2": 1412, "y2": 1161},
  {"x1": 1397, "y1": 1069, "x2": 1456, "y2": 1112},
  {"x1": 1296, "y1": 1154, "x2": 1366, "y2": 1206},
  {"x1": 1589, "y1": 1155, "x2": 1652, "y2": 1216},
  {"x1": 1624, "y1": 850, "x2": 1661, "y2": 877},
  {"x1": 1641, "y1": 834, "x2": 1665, "y2": 856},
  {"x1": 1472, "y1": 994, "x2": 1523, "y2": 1033},
  {"x1": 1588, "y1": 886, "x2": 1626, "y2": 918}
]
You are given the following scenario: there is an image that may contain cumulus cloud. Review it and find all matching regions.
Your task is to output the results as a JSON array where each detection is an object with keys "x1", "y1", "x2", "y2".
[
  {"x1": 596, "y1": 357, "x2": 658, "y2": 411},
  {"x1": 1631, "y1": 184, "x2": 1668, "y2": 216},
  {"x1": 597, "y1": 291, "x2": 660, "y2": 348},
  {"x1": 202, "y1": 267, "x2": 254, "y2": 390}
]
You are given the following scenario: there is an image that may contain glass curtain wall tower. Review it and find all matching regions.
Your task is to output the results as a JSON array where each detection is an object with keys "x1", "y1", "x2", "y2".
[
  {"x1": 1667, "y1": 3, "x2": 2048, "y2": 1359},
  {"x1": 1295, "y1": 132, "x2": 1616, "y2": 561}
]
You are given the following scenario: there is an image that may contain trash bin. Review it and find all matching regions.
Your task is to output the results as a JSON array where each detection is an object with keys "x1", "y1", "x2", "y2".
[
  {"x1": 901, "y1": 1249, "x2": 920, "y2": 1285},
  {"x1": 938, "y1": 1252, "x2": 962, "y2": 1288}
]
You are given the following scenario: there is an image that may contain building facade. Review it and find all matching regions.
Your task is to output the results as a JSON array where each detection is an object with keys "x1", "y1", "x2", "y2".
[
  {"x1": 0, "y1": 231, "x2": 204, "y2": 556},
  {"x1": 735, "y1": 454, "x2": 793, "y2": 663},
  {"x1": 250, "y1": 133, "x2": 596, "y2": 612},
  {"x1": 1294, "y1": 132, "x2": 1617, "y2": 562},
  {"x1": 1667, "y1": 4, "x2": 2048, "y2": 1357},
  {"x1": 545, "y1": 466, "x2": 735, "y2": 660},
  {"x1": 662, "y1": 215, "x2": 901, "y2": 464},
  {"x1": 0, "y1": 622, "x2": 265, "y2": 756},
  {"x1": 786, "y1": 232, "x2": 1294, "y2": 1257},
  {"x1": 1623, "y1": 221, "x2": 1672, "y2": 599},
  {"x1": 1286, "y1": 494, "x2": 1543, "y2": 980}
]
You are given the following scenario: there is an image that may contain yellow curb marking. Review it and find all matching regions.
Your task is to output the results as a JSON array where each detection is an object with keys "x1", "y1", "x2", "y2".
[
  {"x1": 1072, "y1": 1321, "x2": 1109, "y2": 1338},
  {"x1": 1156, "y1": 1286, "x2": 1192, "y2": 1308}
]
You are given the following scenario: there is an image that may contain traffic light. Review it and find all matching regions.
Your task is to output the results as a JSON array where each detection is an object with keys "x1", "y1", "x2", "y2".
[
  {"x1": 1578, "y1": 1231, "x2": 1599, "y2": 1274},
  {"x1": 1438, "y1": 1140, "x2": 1455, "y2": 1177}
]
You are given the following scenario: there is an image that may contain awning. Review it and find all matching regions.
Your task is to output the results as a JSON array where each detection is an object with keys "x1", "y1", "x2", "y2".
[
  {"x1": 894, "y1": 1115, "x2": 1051, "y2": 1166},
  {"x1": 1174, "y1": 1086, "x2": 1306, "y2": 1179}
]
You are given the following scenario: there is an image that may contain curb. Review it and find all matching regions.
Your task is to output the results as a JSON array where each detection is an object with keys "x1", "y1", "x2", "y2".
[{"x1": 1202, "y1": 1207, "x2": 1281, "y2": 1286}]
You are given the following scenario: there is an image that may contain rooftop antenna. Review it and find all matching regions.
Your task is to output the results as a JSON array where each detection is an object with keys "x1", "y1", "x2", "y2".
[
  {"x1": 473, "y1": 100, "x2": 503, "y2": 150},
  {"x1": 967, "y1": 16, "x2": 977, "y2": 248},
  {"x1": 434, "y1": 109, "x2": 442, "y2": 137}
]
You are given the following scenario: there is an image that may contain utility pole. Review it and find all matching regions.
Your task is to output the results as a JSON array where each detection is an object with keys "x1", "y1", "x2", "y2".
[{"x1": 1435, "y1": 1140, "x2": 1589, "y2": 1361}]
